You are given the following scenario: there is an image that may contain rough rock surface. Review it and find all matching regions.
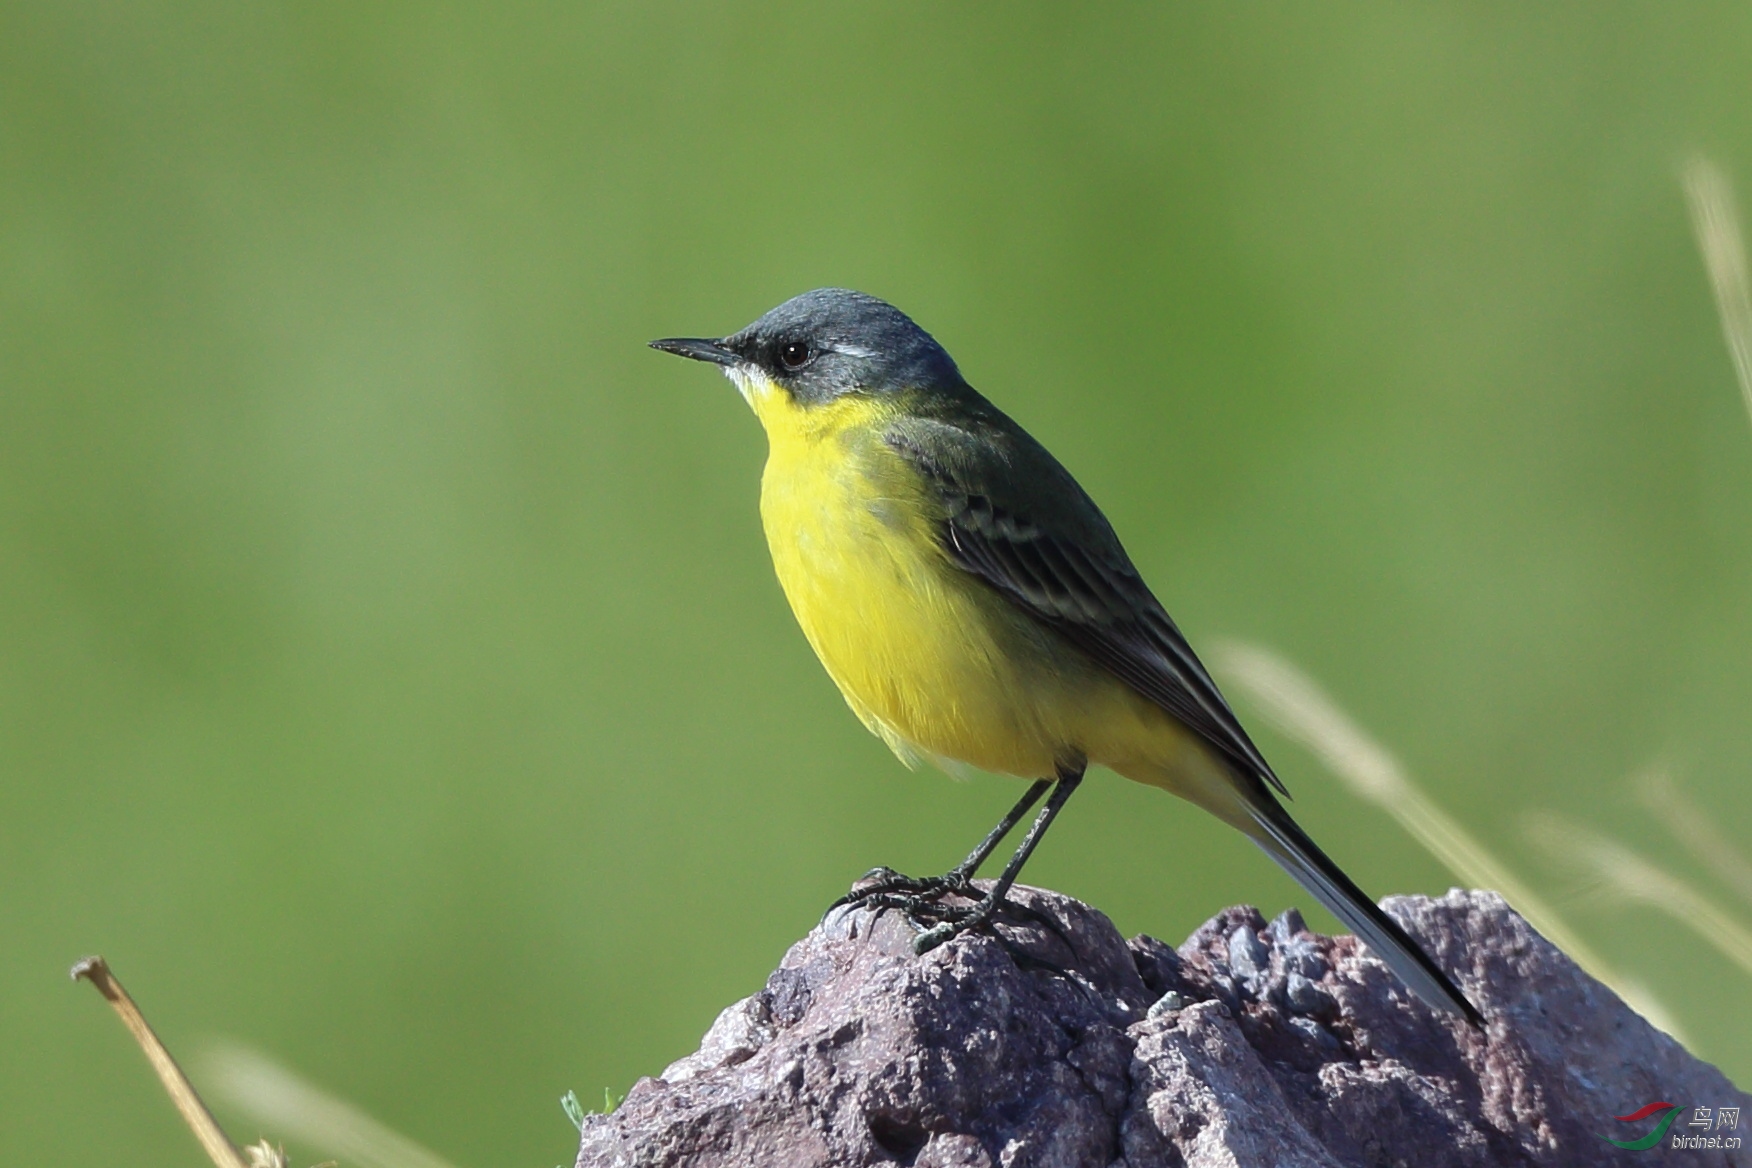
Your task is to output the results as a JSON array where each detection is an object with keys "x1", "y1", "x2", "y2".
[{"x1": 575, "y1": 886, "x2": 1748, "y2": 1167}]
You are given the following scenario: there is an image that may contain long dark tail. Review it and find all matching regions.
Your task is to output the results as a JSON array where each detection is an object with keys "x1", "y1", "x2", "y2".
[{"x1": 1247, "y1": 798, "x2": 1483, "y2": 1026}]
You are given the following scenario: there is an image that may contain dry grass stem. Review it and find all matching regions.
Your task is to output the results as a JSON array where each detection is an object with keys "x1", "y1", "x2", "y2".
[
  {"x1": 200, "y1": 1042, "x2": 461, "y2": 1168},
  {"x1": 1635, "y1": 768, "x2": 1752, "y2": 909},
  {"x1": 1524, "y1": 812, "x2": 1752, "y2": 979},
  {"x1": 71, "y1": 956, "x2": 251, "y2": 1168},
  {"x1": 1683, "y1": 154, "x2": 1752, "y2": 429}
]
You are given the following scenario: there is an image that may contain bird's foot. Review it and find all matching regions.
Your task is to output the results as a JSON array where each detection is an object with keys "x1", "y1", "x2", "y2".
[
  {"x1": 830, "y1": 865, "x2": 977, "y2": 914},
  {"x1": 907, "y1": 899, "x2": 995, "y2": 954},
  {"x1": 829, "y1": 867, "x2": 1014, "y2": 954}
]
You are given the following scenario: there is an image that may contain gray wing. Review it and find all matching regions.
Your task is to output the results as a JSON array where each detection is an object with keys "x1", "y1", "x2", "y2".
[
  {"x1": 886, "y1": 415, "x2": 1287, "y2": 797},
  {"x1": 888, "y1": 410, "x2": 1487, "y2": 1025}
]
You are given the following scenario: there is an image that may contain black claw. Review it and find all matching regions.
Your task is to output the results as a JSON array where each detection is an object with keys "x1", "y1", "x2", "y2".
[
  {"x1": 830, "y1": 865, "x2": 979, "y2": 914},
  {"x1": 831, "y1": 864, "x2": 1021, "y2": 953}
]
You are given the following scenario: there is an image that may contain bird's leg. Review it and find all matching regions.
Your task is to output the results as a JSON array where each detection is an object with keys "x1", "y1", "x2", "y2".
[
  {"x1": 942, "y1": 777, "x2": 1057, "y2": 885},
  {"x1": 911, "y1": 762, "x2": 1085, "y2": 954},
  {"x1": 830, "y1": 778, "x2": 1052, "y2": 914}
]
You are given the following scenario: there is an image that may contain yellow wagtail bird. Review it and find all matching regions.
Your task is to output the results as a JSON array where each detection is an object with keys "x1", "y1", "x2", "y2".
[{"x1": 651, "y1": 289, "x2": 1481, "y2": 1024}]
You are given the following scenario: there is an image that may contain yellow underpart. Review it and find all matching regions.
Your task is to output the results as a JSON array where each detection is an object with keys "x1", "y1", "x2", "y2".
[{"x1": 742, "y1": 370, "x2": 1256, "y2": 827}]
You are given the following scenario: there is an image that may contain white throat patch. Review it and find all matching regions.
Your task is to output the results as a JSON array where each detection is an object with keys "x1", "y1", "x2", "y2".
[{"x1": 724, "y1": 364, "x2": 776, "y2": 408}]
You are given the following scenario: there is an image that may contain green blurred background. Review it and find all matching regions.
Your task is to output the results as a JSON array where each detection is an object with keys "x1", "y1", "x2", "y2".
[{"x1": 6, "y1": 3, "x2": 1752, "y2": 1164}]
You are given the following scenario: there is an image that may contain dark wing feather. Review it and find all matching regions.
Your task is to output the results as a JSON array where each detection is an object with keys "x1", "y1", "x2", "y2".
[
  {"x1": 888, "y1": 419, "x2": 1287, "y2": 797},
  {"x1": 887, "y1": 413, "x2": 1486, "y2": 1023}
]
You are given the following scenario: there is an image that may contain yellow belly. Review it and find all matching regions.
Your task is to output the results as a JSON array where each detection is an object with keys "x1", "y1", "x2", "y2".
[{"x1": 745, "y1": 375, "x2": 1217, "y2": 791}]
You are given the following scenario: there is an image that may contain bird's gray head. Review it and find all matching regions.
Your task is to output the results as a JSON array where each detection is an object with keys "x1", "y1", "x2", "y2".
[{"x1": 650, "y1": 289, "x2": 964, "y2": 405}]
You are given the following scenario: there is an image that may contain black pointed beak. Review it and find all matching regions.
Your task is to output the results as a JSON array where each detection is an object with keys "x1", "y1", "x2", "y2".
[{"x1": 649, "y1": 337, "x2": 740, "y2": 366}]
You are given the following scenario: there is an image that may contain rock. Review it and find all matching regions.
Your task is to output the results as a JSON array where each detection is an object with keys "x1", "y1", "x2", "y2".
[{"x1": 575, "y1": 886, "x2": 1749, "y2": 1167}]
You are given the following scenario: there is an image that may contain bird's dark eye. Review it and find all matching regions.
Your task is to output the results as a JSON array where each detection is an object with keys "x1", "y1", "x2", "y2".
[{"x1": 779, "y1": 342, "x2": 812, "y2": 370}]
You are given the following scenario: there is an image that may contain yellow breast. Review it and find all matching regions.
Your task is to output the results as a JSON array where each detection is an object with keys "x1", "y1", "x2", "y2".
[
  {"x1": 732, "y1": 370, "x2": 1242, "y2": 821},
  {"x1": 743, "y1": 372, "x2": 1095, "y2": 778}
]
